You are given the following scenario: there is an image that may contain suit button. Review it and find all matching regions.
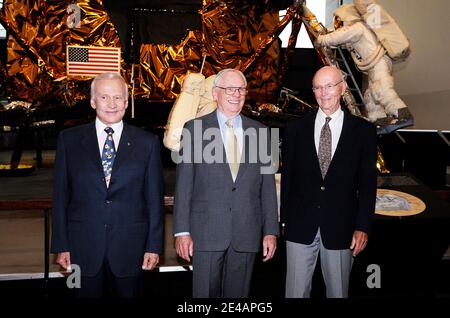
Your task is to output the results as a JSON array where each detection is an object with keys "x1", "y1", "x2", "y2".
[
  {"x1": 106, "y1": 200, "x2": 112, "y2": 204},
  {"x1": 320, "y1": 186, "x2": 325, "y2": 191},
  {"x1": 232, "y1": 187, "x2": 236, "y2": 191},
  {"x1": 317, "y1": 205, "x2": 321, "y2": 209}
]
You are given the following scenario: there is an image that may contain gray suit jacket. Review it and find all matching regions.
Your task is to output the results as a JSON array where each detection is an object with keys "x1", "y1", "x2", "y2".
[{"x1": 173, "y1": 111, "x2": 279, "y2": 252}]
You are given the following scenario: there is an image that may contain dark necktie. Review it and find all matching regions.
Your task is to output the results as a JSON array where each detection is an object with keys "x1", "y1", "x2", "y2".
[
  {"x1": 101, "y1": 127, "x2": 116, "y2": 187},
  {"x1": 318, "y1": 117, "x2": 332, "y2": 178}
]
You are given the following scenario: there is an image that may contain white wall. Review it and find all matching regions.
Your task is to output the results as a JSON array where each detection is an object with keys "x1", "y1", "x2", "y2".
[{"x1": 377, "y1": 0, "x2": 450, "y2": 130}]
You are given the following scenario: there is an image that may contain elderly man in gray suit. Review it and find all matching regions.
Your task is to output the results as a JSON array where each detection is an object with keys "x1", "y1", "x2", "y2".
[{"x1": 173, "y1": 68, "x2": 279, "y2": 298}]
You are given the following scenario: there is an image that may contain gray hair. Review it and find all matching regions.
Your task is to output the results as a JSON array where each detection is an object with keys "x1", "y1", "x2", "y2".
[
  {"x1": 90, "y1": 72, "x2": 128, "y2": 98},
  {"x1": 213, "y1": 69, "x2": 247, "y2": 87}
]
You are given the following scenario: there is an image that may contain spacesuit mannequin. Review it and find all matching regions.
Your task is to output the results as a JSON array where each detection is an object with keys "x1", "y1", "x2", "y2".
[
  {"x1": 316, "y1": 4, "x2": 412, "y2": 127},
  {"x1": 163, "y1": 73, "x2": 217, "y2": 151}
]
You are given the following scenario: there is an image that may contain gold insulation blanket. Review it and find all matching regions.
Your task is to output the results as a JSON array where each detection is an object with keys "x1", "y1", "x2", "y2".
[{"x1": 1, "y1": 0, "x2": 281, "y2": 104}]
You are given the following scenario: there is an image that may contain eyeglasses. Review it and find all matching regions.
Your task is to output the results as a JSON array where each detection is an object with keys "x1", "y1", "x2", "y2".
[
  {"x1": 312, "y1": 80, "x2": 344, "y2": 93},
  {"x1": 97, "y1": 95, "x2": 126, "y2": 104},
  {"x1": 215, "y1": 86, "x2": 248, "y2": 96}
]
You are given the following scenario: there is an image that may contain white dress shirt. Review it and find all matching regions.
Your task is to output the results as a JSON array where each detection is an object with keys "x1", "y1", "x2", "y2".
[
  {"x1": 216, "y1": 109, "x2": 243, "y2": 155},
  {"x1": 314, "y1": 107, "x2": 344, "y2": 159},
  {"x1": 95, "y1": 118, "x2": 124, "y2": 157}
]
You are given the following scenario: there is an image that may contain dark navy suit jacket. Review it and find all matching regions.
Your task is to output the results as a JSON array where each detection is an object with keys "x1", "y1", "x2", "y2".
[
  {"x1": 51, "y1": 122, "x2": 164, "y2": 277},
  {"x1": 280, "y1": 109, "x2": 377, "y2": 249}
]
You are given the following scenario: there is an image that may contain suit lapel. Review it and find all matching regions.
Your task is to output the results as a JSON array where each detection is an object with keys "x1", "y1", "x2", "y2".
[
  {"x1": 204, "y1": 111, "x2": 235, "y2": 182},
  {"x1": 81, "y1": 122, "x2": 104, "y2": 176},
  {"x1": 307, "y1": 111, "x2": 319, "y2": 161},
  {"x1": 306, "y1": 111, "x2": 323, "y2": 180},
  {"x1": 234, "y1": 115, "x2": 250, "y2": 184},
  {"x1": 326, "y1": 110, "x2": 354, "y2": 177},
  {"x1": 111, "y1": 123, "x2": 133, "y2": 174},
  {"x1": 203, "y1": 110, "x2": 220, "y2": 130}
]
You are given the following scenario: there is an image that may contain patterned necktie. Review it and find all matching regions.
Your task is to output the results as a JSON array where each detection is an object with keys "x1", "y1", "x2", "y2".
[
  {"x1": 225, "y1": 119, "x2": 240, "y2": 181},
  {"x1": 318, "y1": 117, "x2": 332, "y2": 178},
  {"x1": 101, "y1": 127, "x2": 116, "y2": 187}
]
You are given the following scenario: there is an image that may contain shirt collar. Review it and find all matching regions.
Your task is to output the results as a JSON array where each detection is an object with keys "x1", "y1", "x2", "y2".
[
  {"x1": 216, "y1": 109, "x2": 241, "y2": 127},
  {"x1": 317, "y1": 107, "x2": 343, "y2": 123},
  {"x1": 95, "y1": 118, "x2": 123, "y2": 135}
]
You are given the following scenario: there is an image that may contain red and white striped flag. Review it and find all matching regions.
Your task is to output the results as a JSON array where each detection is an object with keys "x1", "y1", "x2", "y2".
[{"x1": 66, "y1": 46, "x2": 121, "y2": 77}]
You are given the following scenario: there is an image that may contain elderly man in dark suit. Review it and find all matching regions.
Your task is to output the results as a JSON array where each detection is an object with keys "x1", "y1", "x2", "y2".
[
  {"x1": 173, "y1": 69, "x2": 279, "y2": 298},
  {"x1": 51, "y1": 72, "x2": 164, "y2": 297},
  {"x1": 281, "y1": 66, "x2": 377, "y2": 298}
]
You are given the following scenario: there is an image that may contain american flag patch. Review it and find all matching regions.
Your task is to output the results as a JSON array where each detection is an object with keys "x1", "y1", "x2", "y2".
[{"x1": 66, "y1": 46, "x2": 121, "y2": 77}]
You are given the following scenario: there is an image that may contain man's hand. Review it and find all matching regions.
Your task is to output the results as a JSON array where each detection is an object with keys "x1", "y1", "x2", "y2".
[
  {"x1": 350, "y1": 230, "x2": 368, "y2": 257},
  {"x1": 142, "y1": 253, "x2": 159, "y2": 270},
  {"x1": 175, "y1": 235, "x2": 193, "y2": 262},
  {"x1": 262, "y1": 235, "x2": 277, "y2": 262},
  {"x1": 56, "y1": 252, "x2": 71, "y2": 271}
]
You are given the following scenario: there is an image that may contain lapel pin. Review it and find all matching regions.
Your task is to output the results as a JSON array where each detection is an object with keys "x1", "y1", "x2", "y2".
[{"x1": 127, "y1": 142, "x2": 131, "y2": 146}]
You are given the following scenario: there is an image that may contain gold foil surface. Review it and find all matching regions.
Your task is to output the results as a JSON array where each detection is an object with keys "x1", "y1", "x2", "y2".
[
  {"x1": 1, "y1": 0, "x2": 121, "y2": 102},
  {"x1": 136, "y1": 1, "x2": 281, "y2": 102},
  {"x1": 1, "y1": 0, "x2": 281, "y2": 105}
]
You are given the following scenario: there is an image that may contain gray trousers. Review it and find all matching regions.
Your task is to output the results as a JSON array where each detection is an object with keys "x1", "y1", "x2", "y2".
[
  {"x1": 192, "y1": 247, "x2": 256, "y2": 298},
  {"x1": 285, "y1": 229, "x2": 353, "y2": 298}
]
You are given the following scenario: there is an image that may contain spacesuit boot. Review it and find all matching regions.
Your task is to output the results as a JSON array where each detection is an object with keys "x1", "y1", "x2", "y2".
[{"x1": 364, "y1": 88, "x2": 389, "y2": 125}]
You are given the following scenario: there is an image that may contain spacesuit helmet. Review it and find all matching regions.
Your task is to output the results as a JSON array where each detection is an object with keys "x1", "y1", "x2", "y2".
[
  {"x1": 333, "y1": 4, "x2": 362, "y2": 25},
  {"x1": 354, "y1": 0, "x2": 376, "y2": 15}
]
